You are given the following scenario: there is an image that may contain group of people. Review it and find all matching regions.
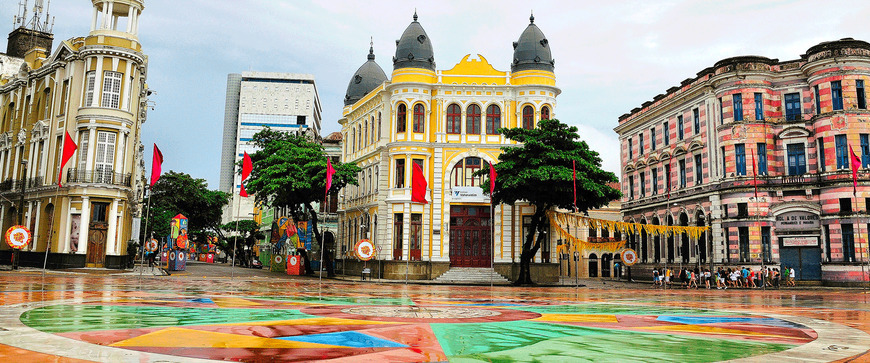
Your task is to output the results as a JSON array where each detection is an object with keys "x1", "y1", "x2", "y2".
[{"x1": 652, "y1": 265, "x2": 797, "y2": 289}]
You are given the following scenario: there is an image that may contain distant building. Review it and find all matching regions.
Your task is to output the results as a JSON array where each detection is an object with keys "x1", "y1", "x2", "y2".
[
  {"x1": 0, "y1": 0, "x2": 149, "y2": 268},
  {"x1": 338, "y1": 13, "x2": 560, "y2": 281},
  {"x1": 614, "y1": 38, "x2": 870, "y2": 284},
  {"x1": 219, "y1": 72, "x2": 322, "y2": 224}
]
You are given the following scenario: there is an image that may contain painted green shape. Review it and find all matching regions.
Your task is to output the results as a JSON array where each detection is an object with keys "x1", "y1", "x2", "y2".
[
  {"x1": 251, "y1": 295, "x2": 415, "y2": 306},
  {"x1": 507, "y1": 303, "x2": 748, "y2": 316},
  {"x1": 431, "y1": 320, "x2": 603, "y2": 356},
  {"x1": 20, "y1": 305, "x2": 313, "y2": 333},
  {"x1": 447, "y1": 327, "x2": 795, "y2": 362}
]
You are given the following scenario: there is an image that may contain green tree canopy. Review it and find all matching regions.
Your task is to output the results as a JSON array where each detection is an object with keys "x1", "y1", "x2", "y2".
[
  {"x1": 245, "y1": 128, "x2": 360, "y2": 275},
  {"x1": 478, "y1": 119, "x2": 620, "y2": 284},
  {"x1": 143, "y1": 171, "x2": 230, "y2": 244}
]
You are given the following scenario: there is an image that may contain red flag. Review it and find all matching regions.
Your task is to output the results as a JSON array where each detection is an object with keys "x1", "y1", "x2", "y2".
[
  {"x1": 751, "y1": 148, "x2": 758, "y2": 199},
  {"x1": 150, "y1": 144, "x2": 163, "y2": 188},
  {"x1": 850, "y1": 145, "x2": 862, "y2": 195},
  {"x1": 572, "y1": 160, "x2": 577, "y2": 211},
  {"x1": 58, "y1": 131, "x2": 77, "y2": 186},
  {"x1": 489, "y1": 161, "x2": 497, "y2": 195},
  {"x1": 411, "y1": 162, "x2": 428, "y2": 204},
  {"x1": 240, "y1": 151, "x2": 252, "y2": 197},
  {"x1": 326, "y1": 156, "x2": 336, "y2": 197}
]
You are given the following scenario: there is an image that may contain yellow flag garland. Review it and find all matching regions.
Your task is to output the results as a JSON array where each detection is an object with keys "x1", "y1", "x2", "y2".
[{"x1": 548, "y1": 211, "x2": 710, "y2": 253}]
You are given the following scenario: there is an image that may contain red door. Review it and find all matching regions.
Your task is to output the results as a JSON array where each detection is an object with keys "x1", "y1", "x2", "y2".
[{"x1": 449, "y1": 206, "x2": 491, "y2": 267}]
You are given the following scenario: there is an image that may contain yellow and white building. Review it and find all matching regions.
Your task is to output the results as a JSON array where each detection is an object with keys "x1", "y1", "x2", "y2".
[
  {"x1": 0, "y1": 0, "x2": 148, "y2": 268},
  {"x1": 338, "y1": 13, "x2": 561, "y2": 280}
]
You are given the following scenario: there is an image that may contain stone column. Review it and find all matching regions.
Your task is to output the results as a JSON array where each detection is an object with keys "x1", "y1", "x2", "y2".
[
  {"x1": 106, "y1": 199, "x2": 118, "y2": 255},
  {"x1": 62, "y1": 197, "x2": 72, "y2": 253},
  {"x1": 91, "y1": 5, "x2": 99, "y2": 31},
  {"x1": 32, "y1": 201, "x2": 41, "y2": 251},
  {"x1": 78, "y1": 196, "x2": 90, "y2": 256},
  {"x1": 86, "y1": 127, "x2": 96, "y2": 174}
]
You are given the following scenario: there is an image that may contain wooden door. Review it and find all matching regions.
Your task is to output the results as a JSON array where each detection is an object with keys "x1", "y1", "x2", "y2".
[
  {"x1": 449, "y1": 206, "x2": 491, "y2": 267},
  {"x1": 86, "y1": 222, "x2": 108, "y2": 267}
]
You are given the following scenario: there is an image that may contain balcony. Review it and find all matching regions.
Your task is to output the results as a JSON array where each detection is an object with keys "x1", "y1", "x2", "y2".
[
  {"x1": 0, "y1": 177, "x2": 45, "y2": 193},
  {"x1": 66, "y1": 169, "x2": 132, "y2": 187}
]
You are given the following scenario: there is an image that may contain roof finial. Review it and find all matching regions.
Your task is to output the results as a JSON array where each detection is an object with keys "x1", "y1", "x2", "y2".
[
  {"x1": 413, "y1": 9, "x2": 418, "y2": 22},
  {"x1": 530, "y1": 11, "x2": 534, "y2": 24},
  {"x1": 368, "y1": 36, "x2": 375, "y2": 60}
]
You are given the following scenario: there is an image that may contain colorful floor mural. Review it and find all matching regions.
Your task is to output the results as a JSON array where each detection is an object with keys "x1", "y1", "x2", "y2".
[{"x1": 0, "y1": 270, "x2": 868, "y2": 362}]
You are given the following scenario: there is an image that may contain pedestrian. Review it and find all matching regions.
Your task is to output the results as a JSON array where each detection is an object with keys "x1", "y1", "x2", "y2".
[
  {"x1": 788, "y1": 266, "x2": 796, "y2": 287},
  {"x1": 653, "y1": 268, "x2": 660, "y2": 288}
]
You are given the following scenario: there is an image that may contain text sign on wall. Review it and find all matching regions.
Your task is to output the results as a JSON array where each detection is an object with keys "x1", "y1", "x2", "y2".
[
  {"x1": 451, "y1": 186, "x2": 489, "y2": 203},
  {"x1": 775, "y1": 212, "x2": 820, "y2": 230},
  {"x1": 782, "y1": 237, "x2": 819, "y2": 247}
]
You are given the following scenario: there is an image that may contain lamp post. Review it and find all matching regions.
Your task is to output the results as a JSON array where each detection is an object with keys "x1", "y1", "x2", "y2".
[{"x1": 12, "y1": 159, "x2": 27, "y2": 270}]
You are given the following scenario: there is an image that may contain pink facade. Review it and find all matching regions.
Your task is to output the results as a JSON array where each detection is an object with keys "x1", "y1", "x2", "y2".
[{"x1": 614, "y1": 38, "x2": 870, "y2": 285}]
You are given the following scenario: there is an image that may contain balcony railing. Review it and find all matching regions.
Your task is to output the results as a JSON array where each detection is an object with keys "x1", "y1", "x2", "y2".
[
  {"x1": 0, "y1": 177, "x2": 46, "y2": 193},
  {"x1": 66, "y1": 168, "x2": 132, "y2": 187}
]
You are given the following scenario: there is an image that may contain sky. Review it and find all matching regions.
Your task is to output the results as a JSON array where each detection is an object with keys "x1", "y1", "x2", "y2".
[{"x1": 4, "y1": 0, "x2": 870, "y2": 188}]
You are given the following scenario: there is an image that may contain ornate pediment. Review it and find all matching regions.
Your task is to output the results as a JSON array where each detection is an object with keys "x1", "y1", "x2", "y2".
[
  {"x1": 0, "y1": 132, "x2": 11, "y2": 149},
  {"x1": 31, "y1": 120, "x2": 49, "y2": 139},
  {"x1": 778, "y1": 125, "x2": 811, "y2": 139}
]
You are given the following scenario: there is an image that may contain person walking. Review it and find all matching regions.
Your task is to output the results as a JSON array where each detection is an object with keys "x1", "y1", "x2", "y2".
[{"x1": 788, "y1": 266, "x2": 796, "y2": 287}]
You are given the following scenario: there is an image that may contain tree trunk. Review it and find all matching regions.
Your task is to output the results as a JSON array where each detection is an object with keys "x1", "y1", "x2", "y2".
[{"x1": 514, "y1": 204, "x2": 549, "y2": 285}]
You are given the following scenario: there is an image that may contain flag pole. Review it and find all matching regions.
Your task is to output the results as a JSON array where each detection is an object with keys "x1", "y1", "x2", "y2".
[
  {"x1": 232, "y1": 198, "x2": 239, "y2": 280},
  {"x1": 138, "y1": 191, "x2": 152, "y2": 283},
  {"x1": 42, "y1": 146, "x2": 67, "y2": 278}
]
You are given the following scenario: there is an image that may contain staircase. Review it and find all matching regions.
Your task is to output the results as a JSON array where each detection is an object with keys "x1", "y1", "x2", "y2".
[{"x1": 434, "y1": 267, "x2": 511, "y2": 285}]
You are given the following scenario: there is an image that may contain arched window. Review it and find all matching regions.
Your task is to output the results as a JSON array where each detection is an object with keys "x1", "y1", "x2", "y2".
[
  {"x1": 413, "y1": 104, "x2": 425, "y2": 133},
  {"x1": 363, "y1": 119, "x2": 368, "y2": 146},
  {"x1": 446, "y1": 104, "x2": 461, "y2": 134},
  {"x1": 522, "y1": 105, "x2": 534, "y2": 129},
  {"x1": 450, "y1": 157, "x2": 483, "y2": 187},
  {"x1": 541, "y1": 105, "x2": 550, "y2": 120},
  {"x1": 466, "y1": 104, "x2": 481, "y2": 134},
  {"x1": 370, "y1": 116, "x2": 375, "y2": 144},
  {"x1": 351, "y1": 130, "x2": 356, "y2": 153},
  {"x1": 486, "y1": 104, "x2": 501, "y2": 134},
  {"x1": 377, "y1": 112, "x2": 382, "y2": 140},
  {"x1": 396, "y1": 103, "x2": 407, "y2": 133}
]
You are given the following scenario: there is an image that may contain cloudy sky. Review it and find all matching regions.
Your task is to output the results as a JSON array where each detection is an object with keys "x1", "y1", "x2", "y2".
[{"x1": 5, "y1": 0, "x2": 870, "y2": 188}]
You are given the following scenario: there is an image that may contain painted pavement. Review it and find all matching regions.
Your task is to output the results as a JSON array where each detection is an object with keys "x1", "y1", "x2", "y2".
[{"x1": 0, "y1": 273, "x2": 868, "y2": 362}]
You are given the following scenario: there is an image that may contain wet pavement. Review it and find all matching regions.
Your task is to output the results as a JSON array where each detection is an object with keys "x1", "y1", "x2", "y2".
[{"x1": 0, "y1": 263, "x2": 868, "y2": 362}]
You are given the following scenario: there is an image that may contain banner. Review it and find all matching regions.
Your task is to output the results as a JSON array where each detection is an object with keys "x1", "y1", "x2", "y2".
[{"x1": 549, "y1": 210, "x2": 710, "y2": 251}]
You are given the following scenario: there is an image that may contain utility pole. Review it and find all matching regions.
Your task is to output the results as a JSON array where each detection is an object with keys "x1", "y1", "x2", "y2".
[{"x1": 12, "y1": 159, "x2": 27, "y2": 270}]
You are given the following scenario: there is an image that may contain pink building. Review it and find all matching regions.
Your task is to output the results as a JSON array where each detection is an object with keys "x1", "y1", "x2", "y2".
[{"x1": 614, "y1": 38, "x2": 870, "y2": 285}]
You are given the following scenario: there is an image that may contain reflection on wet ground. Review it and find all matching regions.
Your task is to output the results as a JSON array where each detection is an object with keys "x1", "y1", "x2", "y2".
[{"x1": 0, "y1": 271, "x2": 868, "y2": 362}]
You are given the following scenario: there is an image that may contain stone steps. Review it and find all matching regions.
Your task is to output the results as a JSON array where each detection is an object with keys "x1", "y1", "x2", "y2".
[{"x1": 434, "y1": 267, "x2": 511, "y2": 284}]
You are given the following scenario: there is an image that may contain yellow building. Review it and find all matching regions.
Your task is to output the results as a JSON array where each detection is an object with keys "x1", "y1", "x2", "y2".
[
  {"x1": 0, "y1": 0, "x2": 148, "y2": 268},
  {"x1": 338, "y1": 13, "x2": 560, "y2": 281}
]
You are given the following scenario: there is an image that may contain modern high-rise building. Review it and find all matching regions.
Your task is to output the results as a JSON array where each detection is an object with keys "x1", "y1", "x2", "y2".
[
  {"x1": 219, "y1": 72, "x2": 322, "y2": 223},
  {"x1": 0, "y1": 0, "x2": 149, "y2": 269}
]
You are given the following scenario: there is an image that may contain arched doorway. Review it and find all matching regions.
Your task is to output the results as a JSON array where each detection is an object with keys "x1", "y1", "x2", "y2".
[
  {"x1": 680, "y1": 212, "x2": 689, "y2": 264},
  {"x1": 639, "y1": 218, "x2": 648, "y2": 263},
  {"x1": 601, "y1": 253, "x2": 612, "y2": 277},
  {"x1": 652, "y1": 217, "x2": 661, "y2": 263},
  {"x1": 696, "y1": 211, "x2": 706, "y2": 264},
  {"x1": 449, "y1": 206, "x2": 491, "y2": 267},
  {"x1": 588, "y1": 253, "x2": 598, "y2": 277}
]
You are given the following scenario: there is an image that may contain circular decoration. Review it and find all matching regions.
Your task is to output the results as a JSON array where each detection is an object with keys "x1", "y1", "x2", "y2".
[
  {"x1": 169, "y1": 251, "x2": 177, "y2": 261},
  {"x1": 178, "y1": 252, "x2": 185, "y2": 261},
  {"x1": 5, "y1": 225, "x2": 31, "y2": 249},
  {"x1": 176, "y1": 234, "x2": 188, "y2": 249},
  {"x1": 355, "y1": 239, "x2": 375, "y2": 261},
  {"x1": 273, "y1": 255, "x2": 283, "y2": 265},
  {"x1": 145, "y1": 239, "x2": 159, "y2": 252},
  {"x1": 621, "y1": 248, "x2": 638, "y2": 266},
  {"x1": 289, "y1": 256, "x2": 298, "y2": 266}
]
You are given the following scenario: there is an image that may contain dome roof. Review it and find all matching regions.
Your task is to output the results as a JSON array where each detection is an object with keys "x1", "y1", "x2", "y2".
[
  {"x1": 393, "y1": 12, "x2": 435, "y2": 71},
  {"x1": 344, "y1": 45, "x2": 388, "y2": 106},
  {"x1": 511, "y1": 14, "x2": 554, "y2": 73}
]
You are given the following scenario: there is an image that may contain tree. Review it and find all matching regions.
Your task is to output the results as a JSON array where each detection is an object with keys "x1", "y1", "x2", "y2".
[
  {"x1": 221, "y1": 220, "x2": 263, "y2": 266},
  {"x1": 478, "y1": 119, "x2": 620, "y2": 285},
  {"x1": 143, "y1": 171, "x2": 230, "y2": 245},
  {"x1": 245, "y1": 128, "x2": 360, "y2": 276}
]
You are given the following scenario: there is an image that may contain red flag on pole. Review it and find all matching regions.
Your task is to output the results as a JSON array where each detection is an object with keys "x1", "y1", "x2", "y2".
[
  {"x1": 58, "y1": 131, "x2": 77, "y2": 186},
  {"x1": 411, "y1": 162, "x2": 428, "y2": 204},
  {"x1": 751, "y1": 148, "x2": 758, "y2": 199},
  {"x1": 325, "y1": 156, "x2": 336, "y2": 197},
  {"x1": 850, "y1": 145, "x2": 862, "y2": 195},
  {"x1": 489, "y1": 161, "x2": 497, "y2": 195},
  {"x1": 572, "y1": 160, "x2": 577, "y2": 211},
  {"x1": 150, "y1": 144, "x2": 163, "y2": 188},
  {"x1": 239, "y1": 151, "x2": 252, "y2": 197}
]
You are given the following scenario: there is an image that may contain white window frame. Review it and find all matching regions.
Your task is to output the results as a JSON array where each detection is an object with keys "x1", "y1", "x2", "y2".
[
  {"x1": 94, "y1": 131, "x2": 116, "y2": 183},
  {"x1": 84, "y1": 71, "x2": 96, "y2": 107},
  {"x1": 101, "y1": 71, "x2": 123, "y2": 108}
]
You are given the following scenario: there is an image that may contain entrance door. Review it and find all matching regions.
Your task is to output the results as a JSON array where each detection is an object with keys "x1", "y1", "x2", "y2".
[
  {"x1": 449, "y1": 206, "x2": 491, "y2": 267},
  {"x1": 779, "y1": 244, "x2": 821, "y2": 280},
  {"x1": 87, "y1": 223, "x2": 108, "y2": 267}
]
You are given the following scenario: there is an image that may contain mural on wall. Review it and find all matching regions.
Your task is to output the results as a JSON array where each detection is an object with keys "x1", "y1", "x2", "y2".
[{"x1": 69, "y1": 215, "x2": 81, "y2": 252}]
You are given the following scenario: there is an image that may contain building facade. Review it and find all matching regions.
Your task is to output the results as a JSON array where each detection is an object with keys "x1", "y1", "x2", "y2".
[
  {"x1": 615, "y1": 38, "x2": 870, "y2": 284},
  {"x1": 337, "y1": 13, "x2": 560, "y2": 280},
  {"x1": 0, "y1": 0, "x2": 149, "y2": 268},
  {"x1": 219, "y1": 72, "x2": 322, "y2": 224}
]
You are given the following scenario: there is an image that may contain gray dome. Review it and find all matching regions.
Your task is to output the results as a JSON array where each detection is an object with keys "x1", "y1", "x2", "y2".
[
  {"x1": 511, "y1": 14, "x2": 554, "y2": 73},
  {"x1": 344, "y1": 45, "x2": 388, "y2": 106},
  {"x1": 393, "y1": 12, "x2": 435, "y2": 71}
]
